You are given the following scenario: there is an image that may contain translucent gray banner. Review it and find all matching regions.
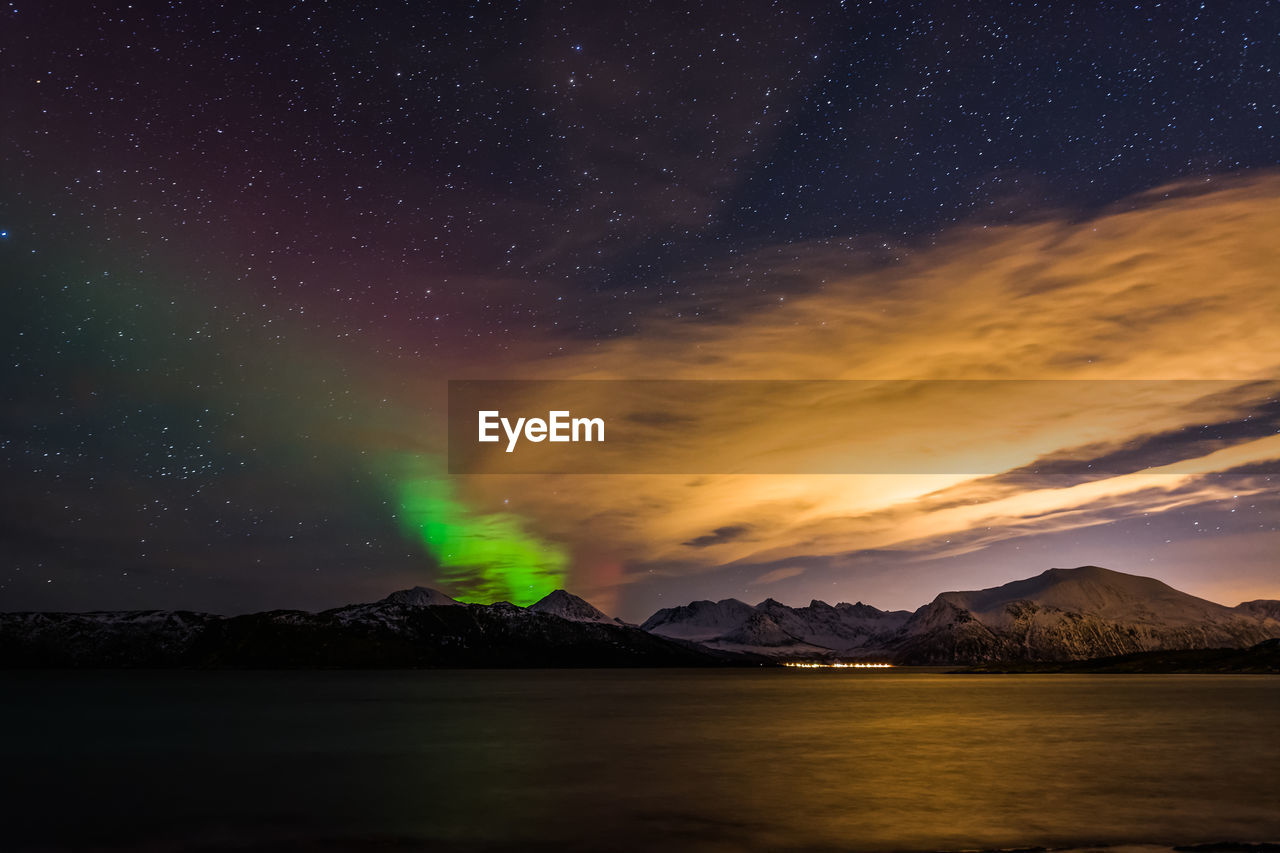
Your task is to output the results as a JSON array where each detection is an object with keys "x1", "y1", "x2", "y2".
[{"x1": 447, "y1": 379, "x2": 1280, "y2": 476}]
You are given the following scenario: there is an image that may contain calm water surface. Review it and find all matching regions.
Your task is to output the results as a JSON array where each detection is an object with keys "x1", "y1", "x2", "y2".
[{"x1": 1, "y1": 669, "x2": 1277, "y2": 852}]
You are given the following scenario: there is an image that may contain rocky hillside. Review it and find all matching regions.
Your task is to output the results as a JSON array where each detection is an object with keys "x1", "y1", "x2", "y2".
[{"x1": 1235, "y1": 599, "x2": 1280, "y2": 622}]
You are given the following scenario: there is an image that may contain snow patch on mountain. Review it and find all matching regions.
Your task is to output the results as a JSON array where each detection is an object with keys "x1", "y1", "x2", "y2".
[
  {"x1": 755, "y1": 597, "x2": 911, "y2": 652},
  {"x1": 642, "y1": 597, "x2": 862, "y2": 657},
  {"x1": 642, "y1": 598, "x2": 759, "y2": 642},
  {"x1": 932, "y1": 566, "x2": 1237, "y2": 627},
  {"x1": 528, "y1": 590, "x2": 615, "y2": 623},
  {"x1": 379, "y1": 586, "x2": 461, "y2": 607},
  {"x1": 639, "y1": 566, "x2": 1280, "y2": 663},
  {"x1": 895, "y1": 566, "x2": 1280, "y2": 664}
]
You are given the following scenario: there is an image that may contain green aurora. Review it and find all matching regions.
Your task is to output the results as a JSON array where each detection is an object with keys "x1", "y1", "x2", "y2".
[
  {"x1": 7, "y1": 243, "x2": 566, "y2": 608},
  {"x1": 392, "y1": 456, "x2": 567, "y2": 605}
]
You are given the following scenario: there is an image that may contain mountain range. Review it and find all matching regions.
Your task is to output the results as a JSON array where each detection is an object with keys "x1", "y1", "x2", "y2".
[
  {"x1": 1, "y1": 566, "x2": 1277, "y2": 667},
  {"x1": 0, "y1": 588, "x2": 725, "y2": 668},
  {"x1": 645, "y1": 566, "x2": 1280, "y2": 664}
]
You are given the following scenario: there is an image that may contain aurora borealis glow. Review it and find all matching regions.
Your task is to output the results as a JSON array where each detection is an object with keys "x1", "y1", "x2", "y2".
[
  {"x1": 2, "y1": 2, "x2": 1278, "y2": 621},
  {"x1": 392, "y1": 456, "x2": 566, "y2": 605}
]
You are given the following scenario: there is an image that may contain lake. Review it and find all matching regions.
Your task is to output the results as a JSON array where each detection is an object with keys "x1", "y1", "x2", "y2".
[{"x1": 2, "y1": 669, "x2": 1277, "y2": 852}]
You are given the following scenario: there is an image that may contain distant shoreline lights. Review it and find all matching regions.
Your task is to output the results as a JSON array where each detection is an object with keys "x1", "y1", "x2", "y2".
[{"x1": 783, "y1": 662, "x2": 894, "y2": 669}]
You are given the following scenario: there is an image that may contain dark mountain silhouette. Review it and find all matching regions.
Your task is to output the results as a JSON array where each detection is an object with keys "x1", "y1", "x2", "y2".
[{"x1": 0, "y1": 590, "x2": 744, "y2": 668}]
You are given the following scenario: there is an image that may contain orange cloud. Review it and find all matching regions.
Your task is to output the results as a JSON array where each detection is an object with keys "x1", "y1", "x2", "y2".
[{"x1": 450, "y1": 173, "x2": 1280, "y2": 592}]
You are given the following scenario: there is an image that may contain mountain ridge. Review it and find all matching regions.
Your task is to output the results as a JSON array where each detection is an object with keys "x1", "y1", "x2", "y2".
[
  {"x1": 0, "y1": 591, "x2": 739, "y2": 669},
  {"x1": 1, "y1": 566, "x2": 1277, "y2": 667},
  {"x1": 642, "y1": 566, "x2": 1280, "y2": 664}
]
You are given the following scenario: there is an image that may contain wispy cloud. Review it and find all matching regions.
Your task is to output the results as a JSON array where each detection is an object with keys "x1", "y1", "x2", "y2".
[{"x1": 445, "y1": 174, "x2": 1280, "y2": 601}]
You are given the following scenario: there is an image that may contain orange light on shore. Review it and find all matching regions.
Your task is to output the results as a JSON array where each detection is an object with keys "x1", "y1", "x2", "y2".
[{"x1": 783, "y1": 662, "x2": 894, "y2": 668}]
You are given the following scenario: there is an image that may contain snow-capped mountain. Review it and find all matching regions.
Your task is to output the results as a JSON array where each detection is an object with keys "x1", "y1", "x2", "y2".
[
  {"x1": 893, "y1": 566, "x2": 1280, "y2": 664},
  {"x1": 641, "y1": 596, "x2": 901, "y2": 657},
  {"x1": 639, "y1": 597, "x2": 825, "y2": 654},
  {"x1": 754, "y1": 597, "x2": 912, "y2": 652},
  {"x1": 527, "y1": 589, "x2": 616, "y2": 623},
  {"x1": 3, "y1": 568, "x2": 1277, "y2": 667},
  {"x1": 641, "y1": 598, "x2": 759, "y2": 642},
  {"x1": 639, "y1": 566, "x2": 1280, "y2": 664},
  {"x1": 380, "y1": 586, "x2": 461, "y2": 607}
]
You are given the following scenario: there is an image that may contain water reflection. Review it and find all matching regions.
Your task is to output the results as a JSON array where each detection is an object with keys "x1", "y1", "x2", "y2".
[{"x1": 2, "y1": 670, "x2": 1277, "y2": 851}]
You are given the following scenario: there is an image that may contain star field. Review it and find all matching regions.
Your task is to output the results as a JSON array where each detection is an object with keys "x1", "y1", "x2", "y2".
[{"x1": 1, "y1": 1, "x2": 1278, "y2": 616}]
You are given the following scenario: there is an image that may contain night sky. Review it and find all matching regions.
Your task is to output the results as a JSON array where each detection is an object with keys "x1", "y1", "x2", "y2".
[{"x1": 3, "y1": 1, "x2": 1278, "y2": 621}]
